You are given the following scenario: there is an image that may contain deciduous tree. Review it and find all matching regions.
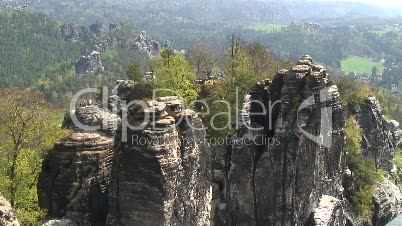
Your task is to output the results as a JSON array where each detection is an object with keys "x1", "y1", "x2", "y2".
[
  {"x1": 0, "y1": 87, "x2": 65, "y2": 225},
  {"x1": 152, "y1": 49, "x2": 199, "y2": 103}
]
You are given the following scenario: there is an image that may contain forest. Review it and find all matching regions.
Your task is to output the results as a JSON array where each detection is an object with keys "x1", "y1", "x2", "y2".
[{"x1": 1, "y1": 1, "x2": 402, "y2": 224}]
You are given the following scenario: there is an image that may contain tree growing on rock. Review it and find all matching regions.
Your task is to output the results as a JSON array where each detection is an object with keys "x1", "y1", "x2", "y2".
[
  {"x1": 152, "y1": 48, "x2": 199, "y2": 104},
  {"x1": 0, "y1": 87, "x2": 65, "y2": 225},
  {"x1": 126, "y1": 62, "x2": 143, "y2": 82}
]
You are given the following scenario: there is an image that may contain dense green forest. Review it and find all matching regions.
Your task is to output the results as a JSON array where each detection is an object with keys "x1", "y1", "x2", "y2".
[{"x1": 0, "y1": 11, "x2": 150, "y2": 105}]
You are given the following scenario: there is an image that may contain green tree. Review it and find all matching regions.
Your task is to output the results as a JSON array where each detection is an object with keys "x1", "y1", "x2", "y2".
[
  {"x1": 0, "y1": 87, "x2": 65, "y2": 225},
  {"x1": 152, "y1": 48, "x2": 199, "y2": 104},
  {"x1": 126, "y1": 63, "x2": 143, "y2": 82},
  {"x1": 371, "y1": 66, "x2": 378, "y2": 82},
  {"x1": 247, "y1": 42, "x2": 273, "y2": 77}
]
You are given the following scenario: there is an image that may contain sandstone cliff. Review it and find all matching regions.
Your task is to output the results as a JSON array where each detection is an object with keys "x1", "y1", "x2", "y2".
[
  {"x1": 75, "y1": 51, "x2": 105, "y2": 76},
  {"x1": 38, "y1": 132, "x2": 114, "y2": 226},
  {"x1": 350, "y1": 96, "x2": 402, "y2": 226},
  {"x1": 0, "y1": 193, "x2": 20, "y2": 226},
  {"x1": 38, "y1": 57, "x2": 402, "y2": 226},
  {"x1": 356, "y1": 96, "x2": 401, "y2": 172},
  {"x1": 38, "y1": 84, "x2": 212, "y2": 226},
  {"x1": 213, "y1": 55, "x2": 346, "y2": 226},
  {"x1": 106, "y1": 96, "x2": 211, "y2": 226}
]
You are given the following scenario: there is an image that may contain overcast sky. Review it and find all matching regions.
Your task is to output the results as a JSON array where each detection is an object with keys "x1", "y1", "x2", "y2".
[{"x1": 318, "y1": 0, "x2": 402, "y2": 6}]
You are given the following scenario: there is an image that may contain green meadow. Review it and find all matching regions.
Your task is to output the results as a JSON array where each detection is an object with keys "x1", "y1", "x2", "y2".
[
  {"x1": 340, "y1": 57, "x2": 384, "y2": 74},
  {"x1": 248, "y1": 24, "x2": 287, "y2": 33}
]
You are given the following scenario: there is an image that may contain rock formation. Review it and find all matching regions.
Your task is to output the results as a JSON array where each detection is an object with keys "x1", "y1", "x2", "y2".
[
  {"x1": 309, "y1": 195, "x2": 344, "y2": 226},
  {"x1": 39, "y1": 56, "x2": 402, "y2": 226},
  {"x1": 39, "y1": 83, "x2": 212, "y2": 226},
  {"x1": 75, "y1": 51, "x2": 105, "y2": 76},
  {"x1": 213, "y1": 55, "x2": 346, "y2": 226},
  {"x1": 38, "y1": 133, "x2": 114, "y2": 226},
  {"x1": 0, "y1": 193, "x2": 20, "y2": 226},
  {"x1": 132, "y1": 31, "x2": 160, "y2": 56},
  {"x1": 372, "y1": 179, "x2": 402, "y2": 226},
  {"x1": 89, "y1": 24, "x2": 106, "y2": 37},
  {"x1": 62, "y1": 105, "x2": 120, "y2": 134},
  {"x1": 356, "y1": 96, "x2": 401, "y2": 171},
  {"x1": 60, "y1": 24, "x2": 80, "y2": 41},
  {"x1": 106, "y1": 96, "x2": 211, "y2": 226}
]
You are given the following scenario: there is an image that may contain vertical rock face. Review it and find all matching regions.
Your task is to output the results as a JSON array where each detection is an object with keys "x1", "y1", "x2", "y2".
[
  {"x1": 352, "y1": 97, "x2": 402, "y2": 226},
  {"x1": 0, "y1": 193, "x2": 20, "y2": 226},
  {"x1": 372, "y1": 179, "x2": 402, "y2": 226},
  {"x1": 38, "y1": 133, "x2": 114, "y2": 226},
  {"x1": 39, "y1": 82, "x2": 211, "y2": 226},
  {"x1": 214, "y1": 56, "x2": 346, "y2": 226},
  {"x1": 356, "y1": 96, "x2": 401, "y2": 171},
  {"x1": 132, "y1": 31, "x2": 160, "y2": 56},
  {"x1": 75, "y1": 51, "x2": 105, "y2": 76},
  {"x1": 106, "y1": 96, "x2": 211, "y2": 226}
]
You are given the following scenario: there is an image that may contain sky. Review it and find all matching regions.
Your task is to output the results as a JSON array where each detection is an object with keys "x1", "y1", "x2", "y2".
[{"x1": 319, "y1": 0, "x2": 402, "y2": 7}]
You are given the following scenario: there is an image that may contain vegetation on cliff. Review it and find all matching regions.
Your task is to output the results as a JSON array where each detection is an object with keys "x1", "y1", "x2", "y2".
[
  {"x1": 0, "y1": 88, "x2": 66, "y2": 225},
  {"x1": 152, "y1": 49, "x2": 199, "y2": 104},
  {"x1": 344, "y1": 116, "x2": 379, "y2": 223}
]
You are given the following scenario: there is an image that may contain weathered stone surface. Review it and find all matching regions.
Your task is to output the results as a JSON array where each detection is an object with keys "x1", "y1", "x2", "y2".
[
  {"x1": 42, "y1": 219, "x2": 77, "y2": 226},
  {"x1": 132, "y1": 31, "x2": 160, "y2": 56},
  {"x1": 38, "y1": 133, "x2": 114, "y2": 226},
  {"x1": 214, "y1": 57, "x2": 346, "y2": 226},
  {"x1": 41, "y1": 89, "x2": 211, "y2": 226},
  {"x1": 63, "y1": 105, "x2": 120, "y2": 133},
  {"x1": 309, "y1": 195, "x2": 345, "y2": 226},
  {"x1": 356, "y1": 96, "x2": 401, "y2": 171},
  {"x1": 75, "y1": 51, "x2": 105, "y2": 76},
  {"x1": 373, "y1": 179, "x2": 402, "y2": 226},
  {"x1": 106, "y1": 96, "x2": 211, "y2": 226},
  {"x1": 0, "y1": 193, "x2": 19, "y2": 226}
]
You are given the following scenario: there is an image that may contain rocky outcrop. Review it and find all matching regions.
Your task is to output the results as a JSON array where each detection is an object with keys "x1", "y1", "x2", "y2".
[
  {"x1": 132, "y1": 31, "x2": 160, "y2": 56},
  {"x1": 62, "y1": 105, "x2": 120, "y2": 134},
  {"x1": 75, "y1": 51, "x2": 105, "y2": 76},
  {"x1": 214, "y1": 56, "x2": 346, "y2": 226},
  {"x1": 42, "y1": 219, "x2": 77, "y2": 226},
  {"x1": 38, "y1": 133, "x2": 114, "y2": 226},
  {"x1": 309, "y1": 195, "x2": 344, "y2": 226},
  {"x1": 39, "y1": 80, "x2": 211, "y2": 226},
  {"x1": 89, "y1": 24, "x2": 106, "y2": 37},
  {"x1": 106, "y1": 96, "x2": 211, "y2": 226},
  {"x1": 60, "y1": 24, "x2": 80, "y2": 41},
  {"x1": 372, "y1": 179, "x2": 402, "y2": 226},
  {"x1": 0, "y1": 193, "x2": 19, "y2": 226},
  {"x1": 356, "y1": 96, "x2": 401, "y2": 171},
  {"x1": 39, "y1": 55, "x2": 402, "y2": 226}
]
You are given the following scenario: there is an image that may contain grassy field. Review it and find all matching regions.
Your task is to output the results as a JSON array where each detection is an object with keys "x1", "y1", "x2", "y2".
[
  {"x1": 340, "y1": 57, "x2": 384, "y2": 74},
  {"x1": 248, "y1": 24, "x2": 287, "y2": 33}
]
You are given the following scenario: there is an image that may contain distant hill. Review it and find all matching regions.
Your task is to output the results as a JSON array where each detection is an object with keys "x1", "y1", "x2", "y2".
[{"x1": 19, "y1": 0, "x2": 400, "y2": 25}]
